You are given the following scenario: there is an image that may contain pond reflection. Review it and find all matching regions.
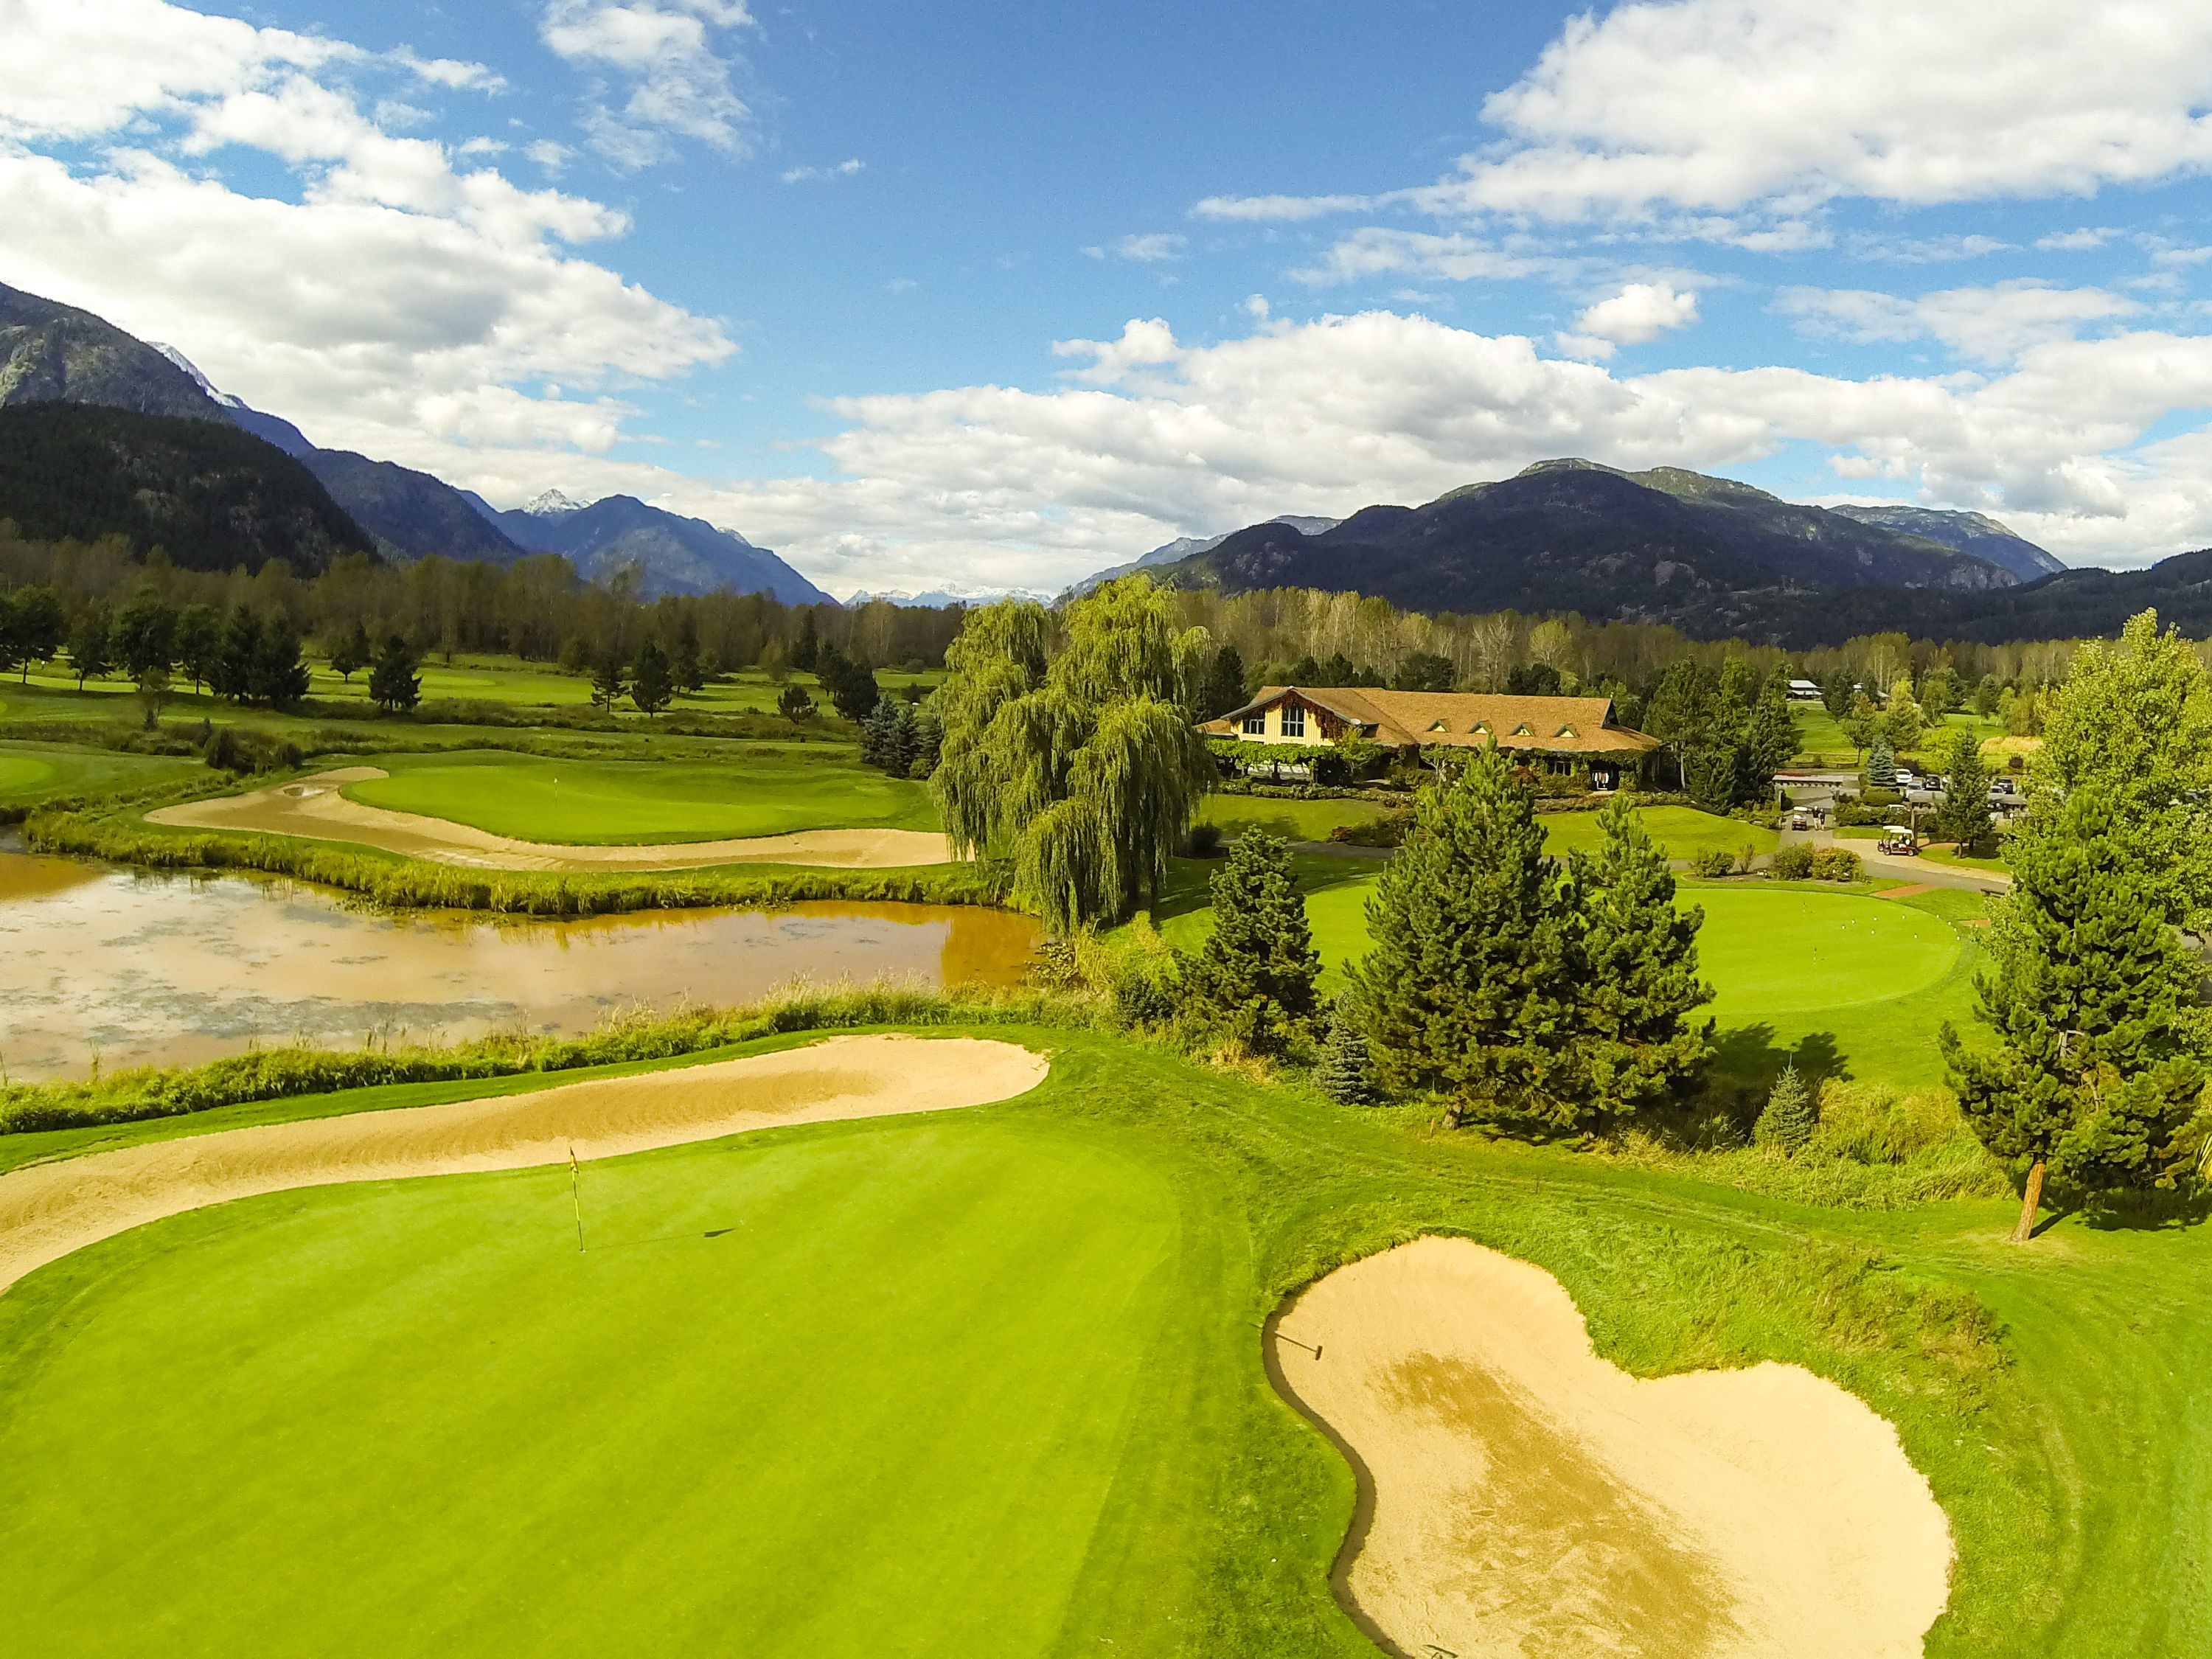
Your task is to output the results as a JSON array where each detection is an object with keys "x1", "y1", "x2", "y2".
[{"x1": 0, "y1": 842, "x2": 1038, "y2": 1082}]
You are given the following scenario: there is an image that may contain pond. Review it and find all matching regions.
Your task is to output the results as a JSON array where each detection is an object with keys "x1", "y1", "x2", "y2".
[{"x1": 0, "y1": 839, "x2": 1040, "y2": 1082}]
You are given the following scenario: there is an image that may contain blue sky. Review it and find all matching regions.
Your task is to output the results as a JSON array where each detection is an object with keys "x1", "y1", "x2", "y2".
[{"x1": 7, "y1": 1, "x2": 2212, "y2": 594}]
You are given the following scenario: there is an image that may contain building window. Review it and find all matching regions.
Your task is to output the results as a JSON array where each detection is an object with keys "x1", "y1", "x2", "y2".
[
  {"x1": 1283, "y1": 704, "x2": 1306, "y2": 738},
  {"x1": 1242, "y1": 712, "x2": 1265, "y2": 735}
]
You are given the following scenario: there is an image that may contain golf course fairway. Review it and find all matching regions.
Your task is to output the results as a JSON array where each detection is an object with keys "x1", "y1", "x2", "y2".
[{"x1": 2, "y1": 1031, "x2": 2205, "y2": 1655}]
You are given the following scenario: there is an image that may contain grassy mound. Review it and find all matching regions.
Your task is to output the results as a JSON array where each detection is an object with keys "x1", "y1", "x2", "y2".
[
  {"x1": 341, "y1": 748, "x2": 940, "y2": 844},
  {"x1": 0, "y1": 740, "x2": 205, "y2": 808}
]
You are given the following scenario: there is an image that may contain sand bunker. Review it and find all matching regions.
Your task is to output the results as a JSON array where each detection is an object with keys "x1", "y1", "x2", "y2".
[
  {"x1": 149, "y1": 769, "x2": 955, "y2": 871},
  {"x1": 0, "y1": 1034, "x2": 1046, "y2": 1297},
  {"x1": 1270, "y1": 1237, "x2": 1952, "y2": 1659}
]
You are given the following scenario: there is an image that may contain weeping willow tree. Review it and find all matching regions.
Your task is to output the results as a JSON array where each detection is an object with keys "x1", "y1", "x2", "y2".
[{"x1": 933, "y1": 577, "x2": 1215, "y2": 931}]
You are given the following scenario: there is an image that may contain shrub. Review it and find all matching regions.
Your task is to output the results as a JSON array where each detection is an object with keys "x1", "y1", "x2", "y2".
[
  {"x1": 1811, "y1": 846, "x2": 1862, "y2": 882},
  {"x1": 1769, "y1": 842, "x2": 1815, "y2": 880},
  {"x1": 1688, "y1": 849, "x2": 1734, "y2": 877},
  {"x1": 1182, "y1": 822, "x2": 1225, "y2": 857},
  {"x1": 1753, "y1": 1064, "x2": 1818, "y2": 1154},
  {"x1": 1328, "y1": 813, "x2": 1409, "y2": 848}
]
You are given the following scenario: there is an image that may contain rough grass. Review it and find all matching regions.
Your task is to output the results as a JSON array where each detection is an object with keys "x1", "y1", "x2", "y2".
[
  {"x1": 1, "y1": 1023, "x2": 2200, "y2": 1655},
  {"x1": 341, "y1": 746, "x2": 940, "y2": 842},
  {"x1": 0, "y1": 740, "x2": 206, "y2": 807}
]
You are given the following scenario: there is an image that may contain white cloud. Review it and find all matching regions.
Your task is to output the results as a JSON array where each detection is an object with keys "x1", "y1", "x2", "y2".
[
  {"x1": 1288, "y1": 229, "x2": 1586, "y2": 288},
  {"x1": 0, "y1": 0, "x2": 732, "y2": 503},
  {"x1": 1556, "y1": 281, "x2": 1698, "y2": 358},
  {"x1": 539, "y1": 0, "x2": 756, "y2": 165},
  {"x1": 2038, "y1": 226, "x2": 2120, "y2": 251},
  {"x1": 781, "y1": 158, "x2": 864, "y2": 184},
  {"x1": 645, "y1": 310, "x2": 2212, "y2": 593},
  {"x1": 1775, "y1": 280, "x2": 2145, "y2": 364},
  {"x1": 1085, "y1": 233, "x2": 1186, "y2": 264},
  {"x1": 1197, "y1": 1, "x2": 2212, "y2": 236}
]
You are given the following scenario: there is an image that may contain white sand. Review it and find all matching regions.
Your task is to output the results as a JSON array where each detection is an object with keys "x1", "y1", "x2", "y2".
[
  {"x1": 149, "y1": 768, "x2": 955, "y2": 870},
  {"x1": 1272, "y1": 1236, "x2": 1954, "y2": 1659},
  {"x1": 0, "y1": 1034, "x2": 1047, "y2": 1296}
]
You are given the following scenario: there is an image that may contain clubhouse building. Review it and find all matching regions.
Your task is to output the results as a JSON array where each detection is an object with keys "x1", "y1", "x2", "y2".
[{"x1": 1200, "y1": 686, "x2": 1663, "y2": 791}]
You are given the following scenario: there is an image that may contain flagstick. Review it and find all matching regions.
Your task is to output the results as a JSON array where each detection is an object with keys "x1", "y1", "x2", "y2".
[{"x1": 569, "y1": 1144, "x2": 587, "y2": 1253}]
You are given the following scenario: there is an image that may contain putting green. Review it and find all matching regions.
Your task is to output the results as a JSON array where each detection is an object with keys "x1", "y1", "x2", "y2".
[
  {"x1": 0, "y1": 740, "x2": 206, "y2": 807},
  {"x1": 1694, "y1": 888, "x2": 1959, "y2": 1018},
  {"x1": 0, "y1": 1114, "x2": 1190, "y2": 1656},
  {"x1": 342, "y1": 749, "x2": 939, "y2": 844}
]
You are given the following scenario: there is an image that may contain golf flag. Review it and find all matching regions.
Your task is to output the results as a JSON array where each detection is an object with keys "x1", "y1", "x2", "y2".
[{"x1": 568, "y1": 1142, "x2": 586, "y2": 1253}]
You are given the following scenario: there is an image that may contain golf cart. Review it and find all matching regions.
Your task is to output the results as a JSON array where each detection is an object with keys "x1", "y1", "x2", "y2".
[{"x1": 1878, "y1": 825, "x2": 1919, "y2": 856}]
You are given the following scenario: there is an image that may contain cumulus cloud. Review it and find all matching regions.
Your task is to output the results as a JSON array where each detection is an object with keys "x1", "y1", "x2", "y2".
[
  {"x1": 540, "y1": 0, "x2": 757, "y2": 165},
  {"x1": 1197, "y1": 1, "x2": 2212, "y2": 238},
  {"x1": 1775, "y1": 280, "x2": 2145, "y2": 364},
  {"x1": 1555, "y1": 281, "x2": 1698, "y2": 358},
  {"x1": 646, "y1": 310, "x2": 2212, "y2": 594},
  {"x1": 0, "y1": 0, "x2": 732, "y2": 501},
  {"x1": 1082, "y1": 233, "x2": 1186, "y2": 264}
]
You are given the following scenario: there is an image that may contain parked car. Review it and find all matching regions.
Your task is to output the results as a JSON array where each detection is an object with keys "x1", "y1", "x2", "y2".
[
  {"x1": 1788, "y1": 813, "x2": 1811, "y2": 830},
  {"x1": 1990, "y1": 777, "x2": 2016, "y2": 796}
]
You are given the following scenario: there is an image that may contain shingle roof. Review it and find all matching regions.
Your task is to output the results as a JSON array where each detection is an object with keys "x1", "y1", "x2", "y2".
[{"x1": 1200, "y1": 687, "x2": 1663, "y2": 755}]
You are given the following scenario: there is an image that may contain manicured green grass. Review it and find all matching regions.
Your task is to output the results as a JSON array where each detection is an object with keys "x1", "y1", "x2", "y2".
[
  {"x1": 1922, "y1": 844, "x2": 2012, "y2": 874},
  {"x1": 1152, "y1": 863, "x2": 1989, "y2": 1088},
  {"x1": 341, "y1": 748, "x2": 939, "y2": 843},
  {"x1": 1, "y1": 1027, "x2": 2203, "y2": 1655},
  {"x1": 1541, "y1": 804, "x2": 1776, "y2": 860},
  {"x1": 1197, "y1": 793, "x2": 1390, "y2": 842},
  {"x1": 1792, "y1": 707, "x2": 2004, "y2": 766},
  {"x1": 0, "y1": 740, "x2": 205, "y2": 807}
]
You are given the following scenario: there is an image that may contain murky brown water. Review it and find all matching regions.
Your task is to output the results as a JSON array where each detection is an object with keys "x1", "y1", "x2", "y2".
[{"x1": 0, "y1": 841, "x2": 1039, "y2": 1082}]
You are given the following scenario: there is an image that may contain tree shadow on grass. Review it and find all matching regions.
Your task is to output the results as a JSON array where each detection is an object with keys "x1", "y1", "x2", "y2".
[{"x1": 1710, "y1": 1023, "x2": 1848, "y2": 1093}]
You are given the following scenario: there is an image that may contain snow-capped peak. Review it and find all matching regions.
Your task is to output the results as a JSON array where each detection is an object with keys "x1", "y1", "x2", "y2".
[
  {"x1": 150, "y1": 343, "x2": 248, "y2": 411},
  {"x1": 524, "y1": 488, "x2": 583, "y2": 516}
]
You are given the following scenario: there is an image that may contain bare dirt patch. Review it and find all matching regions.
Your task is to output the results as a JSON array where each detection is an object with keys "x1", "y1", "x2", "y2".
[
  {"x1": 1270, "y1": 1236, "x2": 1953, "y2": 1659},
  {"x1": 0, "y1": 1034, "x2": 1047, "y2": 1295},
  {"x1": 149, "y1": 769, "x2": 954, "y2": 870}
]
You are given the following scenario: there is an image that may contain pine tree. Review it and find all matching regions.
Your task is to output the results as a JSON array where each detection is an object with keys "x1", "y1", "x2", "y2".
[
  {"x1": 1933, "y1": 730, "x2": 1992, "y2": 852},
  {"x1": 212, "y1": 608, "x2": 260, "y2": 701},
  {"x1": 368, "y1": 634, "x2": 422, "y2": 713},
  {"x1": 1941, "y1": 787, "x2": 2205, "y2": 1242},
  {"x1": 1867, "y1": 731, "x2": 1896, "y2": 789},
  {"x1": 1186, "y1": 830, "x2": 1321, "y2": 1054},
  {"x1": 790, "y1": 612, "x2": 819, "y2": 673},
  {"x1": 251, "y1": 616, "x2": 311, "y2": 707},
  {"x1": 1753, "y1": 1064, "x2": 1818, "y2": 1155},
  {"x1": 330, "y1": 620, "x2": 372, "y2": 683},
  {"x1": 670, "y1": 619, "x2": 704, "y2": 692},
  {"x1": 1567, "y1": 790, "x2": 1715, "y2": 1120},
  {"x1": 1348, "y1": 745, "x2": 1579, "y2": 1126},
  {"x1": 630, "y1": 641, "x2": 674, "y2": 716},
  {"x1": 591, "y1": 650, "x2": 627, "y2": 711},
  {"x1": 1736, "y1": 671, "x2": 1798, "y2": 805},
  {"x1": 1203, "y1": 644, "x2": 1247, "y2": 718},
  {"x1": 1316, "y1": 996, "x2": 1378, "y2": 1105}
]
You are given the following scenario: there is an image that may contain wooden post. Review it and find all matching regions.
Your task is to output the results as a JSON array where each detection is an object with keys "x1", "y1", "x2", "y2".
[{"x1": 2011, "y1": 1158, "x2": 2046, "y2": 1244}]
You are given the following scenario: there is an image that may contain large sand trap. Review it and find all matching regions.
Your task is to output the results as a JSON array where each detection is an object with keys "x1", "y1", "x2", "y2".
[
  {"x1": 1270, "y1": 1237, "x2": 1953, "y2": 1659},
  {"x1": 149, "y1": 769, "x2": 955, "y2": 870},
  {"x1": 0, "y1": 1034, "x2": 1046, "y2": 1296}
]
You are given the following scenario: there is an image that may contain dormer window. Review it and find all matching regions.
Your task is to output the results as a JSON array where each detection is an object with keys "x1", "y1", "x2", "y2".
[
  {"x1": 1427, "y1": 720, "x2": 1448, "y2": 732},
  {"x1": 1554, "y1": 726, "x2": 1576, "y2": 738},
  {"x1": 1470, "y1": 722, "x2": 1489, "y2": 734},
  {"x1": 1513, "y1": 723, "x2": 1534, "y2": 735}
]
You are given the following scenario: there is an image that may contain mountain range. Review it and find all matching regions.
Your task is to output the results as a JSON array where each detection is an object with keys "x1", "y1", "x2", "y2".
[
  {"x1": 1067, "y1": 515, "x2": 1343, "y2": 597},
  {"x1": 0, "y1": 279, "x2": 825, "y2": 602},
  {"x1": 1133, "y1": 459, "x2": 2092, "y2": 644}
]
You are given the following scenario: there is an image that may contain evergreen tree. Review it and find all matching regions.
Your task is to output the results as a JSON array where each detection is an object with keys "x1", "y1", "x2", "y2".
[
  {"x1": 1394, "y1": 651, "x2": 1456, "y2": 692},
  {"x1": 1820, "y1": 668, "x2": 1856, "y2": 719},
  {"x1": 1941, "y1": 787, "x2": 2206, "y2": 1242},
  {"x1": 1347, "y1": 745, "x2": 1579, "y2": 1127},
  {"x1": 329, "y1": 619, "x2": 372, "y2": 683},
  {"x1": 591, "y1": 649, "x2": 627, "y2": 711},
  {"x1": 212, "y1": 607, "x2": 260, "y2": 701},
  {"x1": 630, "y1": 641, "x2": 674, "y2": 716},
  {"x1": 368, "y1": 634, "x2": 422, "y2": 713},
  {"x1": 1203, "y1": 644, "x2": 1247, "y2": 719},
  {"x1": 1882, "y1": 681, "x2": 1926, "y2": 754},
  {"x1": 777, "y1": 683, "x2": 815, "y2": 721},
  {"x1": 826, "y1": 652, "x2": 881, "y2": 724},
  {"x1": 670, "y1": 622, "x2": 703, "y2": 693},
  {"x1": 1933, "y1": 730, "x2": 1993, "y2": 852},
  {"x1": 1736, "y1": 671, "x2": 1798, "y2": 805},
  {"x1": 1867, "y1": 731, "x2": 1896, "y2": 789},
  {"x1": 251, "y1": 616, "x2": 311, "y2": 707},
  {"x1": 907, "y1": 705, "x2": 942, "y2": 778},
  {"x1": 1316, "y1": 995, "x2": 1379, "y2": 1105},
  {"x1": 1753, "y1": 1065, "x2": 1818, "y2": 1155},
  {"x1": 861, "y1": 695, "x2": 913, "y2": 771},
  {"x1": 1186, "y1": 830, "x2": 1321, "y2": 1055},
  {"x1": 66, "y1": 602, "x2": 112, "y2": 689},
  {"x1": 1565, "y1": 790, "x2": 1715, "y2": 1120},
  {"x1": 790, "y1": 612, "x2": 819, "y2": 673}
]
